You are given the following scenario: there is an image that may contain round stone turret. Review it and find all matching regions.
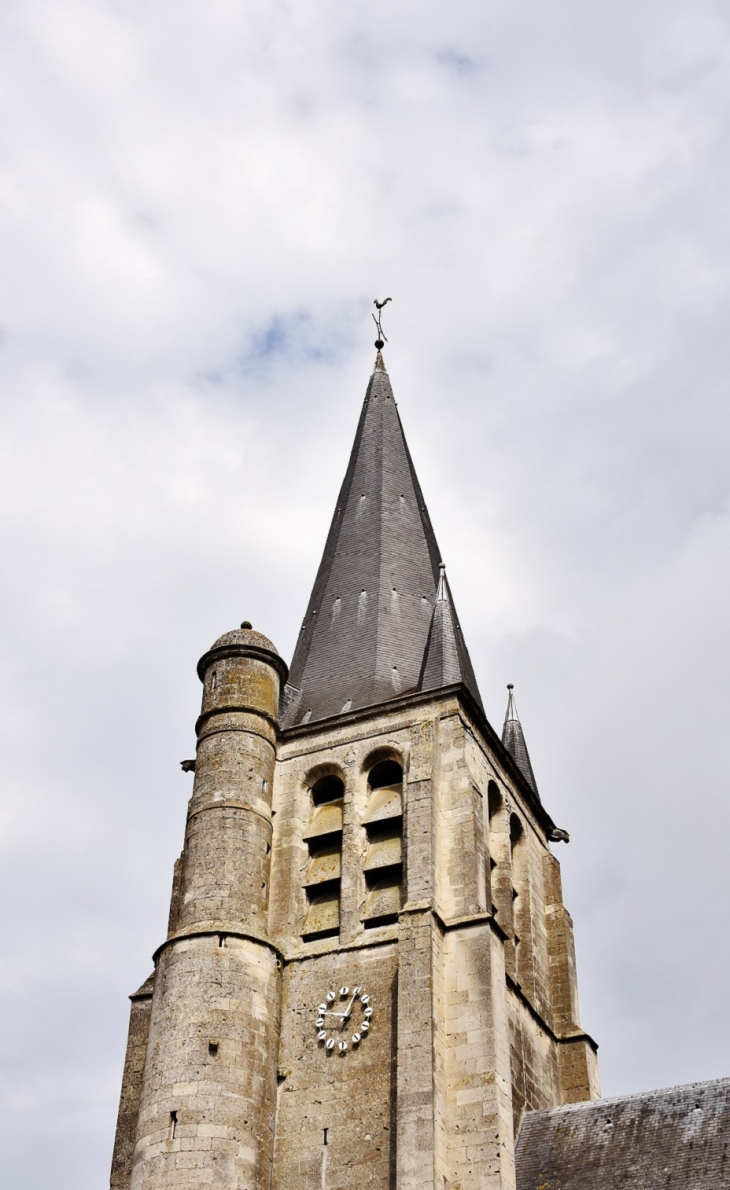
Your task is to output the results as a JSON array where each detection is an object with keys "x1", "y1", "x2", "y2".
[
  {"x1": 176, "y1": 623, "x2": 288, "y2": 934},
  {"x1": 197, "y1": 624, "x2": 287, "y2": 725},
  {"x1": 129, "y1": 622, "x2": 286, "y2": 1190}
]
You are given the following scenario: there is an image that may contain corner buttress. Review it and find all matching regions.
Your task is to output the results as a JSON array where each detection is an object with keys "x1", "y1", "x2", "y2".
[
  {"x1": 109, "y1": 973, "x2": 155, "y2": 1189},
  {"x1": 543, "y1": 854, "x2": 600, "y2": 1103}
]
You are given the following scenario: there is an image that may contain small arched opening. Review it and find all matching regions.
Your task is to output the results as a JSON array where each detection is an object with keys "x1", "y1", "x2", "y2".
[
  {"x1": 487, "y1": 780, "x2": 502, "y2": 822},
  {"x1": 368, "y1": 759, "x2": 403, "y2": 791}
]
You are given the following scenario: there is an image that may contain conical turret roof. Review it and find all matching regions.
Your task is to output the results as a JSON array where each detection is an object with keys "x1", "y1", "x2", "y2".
[
  {"x1": 419, "y1": 566, "x2": 483, "y2": 707},
  {"x1": 281, "y1": 353, "x2": 482, "y2": 727},
  {"x1": 502, "y1": 685, "x2": 540, "y2": 798}
]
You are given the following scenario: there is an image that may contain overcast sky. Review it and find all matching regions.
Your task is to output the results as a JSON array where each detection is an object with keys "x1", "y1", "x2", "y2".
[{"x1": 1, "y1": 1, "x2": 730, "y2": 1185}]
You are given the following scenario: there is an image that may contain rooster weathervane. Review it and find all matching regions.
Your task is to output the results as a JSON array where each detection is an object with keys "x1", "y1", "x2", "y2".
[{"x1": 372, "y1": 297, "x2": 392, "y2": 349}]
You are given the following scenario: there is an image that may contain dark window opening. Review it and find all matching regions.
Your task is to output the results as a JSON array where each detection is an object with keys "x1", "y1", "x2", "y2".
[
  {"x1": 311, "y1": 775, "x2": 345, "y2": 805},
  {"x1": 365, "y1": 818, "x2": 401, "y2": 847},
  {"x1": 368, "y1": 760, "x2": 403, "y2": 791},
  {"x1": 488, "y1": 781, "x2": 502, "y2": 820},
  {"x1": 323, "y1": 1128, "x2": 329, "y2": 1145},
  {"x1": 364, "y1": 913, "x2": 398, "y2": 930},
  {"x1": 302, "y1": 879, "x2": 341, "y2": 941},
  {"x1": 208, "y1": 1041, "x2": 219, "y2": 1057},
  {"x1": 510, "y1": 813, "x2": 524, "y2": 849},
  {"x1": 169, "y1": 1111, "x2": 178, "y2": 1141},
  {"x1": 362, "y1": 864, "x2": 402, "y2": 925}
]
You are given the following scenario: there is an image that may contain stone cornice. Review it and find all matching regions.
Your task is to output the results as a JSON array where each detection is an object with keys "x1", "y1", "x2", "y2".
[
  {"x1": 153, "y1": 924, "x2": 284, "y2": 966},
  {"x1": 506, "y1": 972, "x2": 599, "y2": 1052}
]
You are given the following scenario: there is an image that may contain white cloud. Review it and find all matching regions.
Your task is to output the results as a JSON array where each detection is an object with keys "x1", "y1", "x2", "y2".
[{"x1": 1, "y1": 1, "x2": 730, "y2": 1183}]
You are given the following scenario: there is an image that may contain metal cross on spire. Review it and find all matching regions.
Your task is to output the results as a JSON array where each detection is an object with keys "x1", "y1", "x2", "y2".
[{"x1": 372, "y1": 297, "x2": 392, "y2": 349}]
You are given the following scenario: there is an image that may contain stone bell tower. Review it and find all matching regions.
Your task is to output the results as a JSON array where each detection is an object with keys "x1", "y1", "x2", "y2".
[{"x1": 110, "y1": 347, "x2": 599, "y2": 1190}]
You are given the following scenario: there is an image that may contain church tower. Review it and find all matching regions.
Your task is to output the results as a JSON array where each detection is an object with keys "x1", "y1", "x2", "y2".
[{"x1": 110, "y1": 347, "x2": 599, "y2": 1190}]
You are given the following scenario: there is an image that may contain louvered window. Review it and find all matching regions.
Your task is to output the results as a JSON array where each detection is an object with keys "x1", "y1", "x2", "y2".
[
  {"x1": 362, "y1": 760, "x2": 403, "y2": 929},
  {"x1": 302, "y1": 776, "x2": 344, "y2": 940}
]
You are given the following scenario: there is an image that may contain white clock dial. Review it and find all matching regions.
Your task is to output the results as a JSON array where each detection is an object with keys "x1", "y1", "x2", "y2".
[{"x1": 314, "y1": 985, "x2": 373, "y2": 1052}]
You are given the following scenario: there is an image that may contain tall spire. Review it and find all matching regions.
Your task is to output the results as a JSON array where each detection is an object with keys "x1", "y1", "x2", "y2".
[
  {"x1": 281, "y1": 354, "x2": 482, "y2": 726},
  {"x1": 502, "y1": 684, "x2": 540, "y2": 798}
]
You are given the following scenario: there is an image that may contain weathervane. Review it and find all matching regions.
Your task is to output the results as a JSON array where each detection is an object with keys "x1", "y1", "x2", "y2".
[{"x1": 372, "y1": 297, "x2": 392, "y2": 349}]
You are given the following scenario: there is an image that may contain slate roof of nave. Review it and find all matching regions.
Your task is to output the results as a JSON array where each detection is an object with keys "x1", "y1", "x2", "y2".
[
  {"x1": 280, "y1": 351, "x2": 483, "y2": 727},
  {"x1": 515, "y1": 1077, "x2": 730, "y2": 1190}
]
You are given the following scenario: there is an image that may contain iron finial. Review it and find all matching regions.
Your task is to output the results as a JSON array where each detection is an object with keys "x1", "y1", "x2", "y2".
[
  {"x1": 436, "y1": 562, "x2": 447, "y2": 601},
  {"x1": 372, "y1": 297, "x2": 392, "y2": 349}
]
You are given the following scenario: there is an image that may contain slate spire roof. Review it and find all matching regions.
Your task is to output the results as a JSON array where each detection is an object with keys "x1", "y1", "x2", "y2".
[
  {"x1": 502, "y1": 685, "x2": 540, "y2": 798},
  {"x1": 281, "y1": 352, "x2": 482, "y2": 727},
  {"x1": 419, "y1": 565, "x2": 482, "y2": 707}
]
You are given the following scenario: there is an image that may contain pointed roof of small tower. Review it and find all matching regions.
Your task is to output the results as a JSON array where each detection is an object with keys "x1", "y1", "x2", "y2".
[
  {"x1": 281, "y1": 352, "x2": 482, "y2": 727},
  {"x1": 502, "y1": 685, "x2": 540, "y2": 799},
  {"x1": 419, "y1": 565, "x2": 483, "y2": 708}
]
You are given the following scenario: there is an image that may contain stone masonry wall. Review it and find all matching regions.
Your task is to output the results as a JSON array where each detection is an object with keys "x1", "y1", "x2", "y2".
[
  {"x1": 273, "y1": 943, "x2": 397, "y2": 1189},
  {"x1": 110, "y1": 976, "x2": 155, "y2": 1190},
  {"x1": 113, "y1": 678, "x2": 597, "y2": 1190},
  {"x1": 269, "y1": 691, "x2": 582, "y2": 1188},
  {"x1": 441, "y1": 923, "x2": 516, "y2": 1190},
  {"x1": 507, "y1": 986, "x2": 561, "y2": 1136},
  {"x1": 131, "y1": 935, "x2": 281, "y2": 1190}
]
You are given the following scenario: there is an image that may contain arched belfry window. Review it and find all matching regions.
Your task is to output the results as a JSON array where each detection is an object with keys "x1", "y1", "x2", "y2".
[
  {"x1": 362, "y1": 759, "x2": 403, "y2": 929},
  {"x1": 510, "y1": 813, "x2": 525, "y2": 972},
  {"x1": 487, "y1": 780, "x2": 517, "y2": 974},
  {"x1": 302, "y1": 774, "x2": 344, "y2": 941},
  {"x1": 487, "y1": 781, "x2": 502, "y2": 883},
  {"x1": 488, "y1": 781, "x2": 502, "y2": 824}
]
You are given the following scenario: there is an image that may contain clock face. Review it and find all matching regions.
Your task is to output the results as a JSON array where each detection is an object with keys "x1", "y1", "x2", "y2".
[{"x1": 314, "y1": 986, "x2": 373, "y2": 1053}]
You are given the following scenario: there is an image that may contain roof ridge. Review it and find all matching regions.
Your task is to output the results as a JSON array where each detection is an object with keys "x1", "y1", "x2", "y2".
[{"x1": 522, "y1": 1074, "x2": 730, "y2": 1118}]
